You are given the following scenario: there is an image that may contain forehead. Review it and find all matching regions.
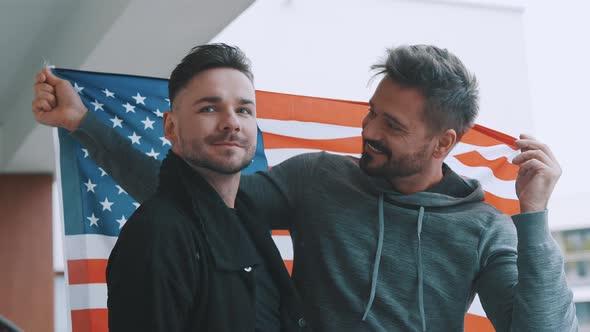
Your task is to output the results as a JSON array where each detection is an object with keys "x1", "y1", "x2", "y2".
[
  {"x1": 372, "y1": 77, "x2": 425, "y2": 123},
  {"x1": 175, "y1": 67, "x2": 255, "y2": 105}
]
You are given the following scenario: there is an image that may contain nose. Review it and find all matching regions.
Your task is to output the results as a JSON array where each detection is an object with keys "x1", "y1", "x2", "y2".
[
  {"x1": 361, "y1": 113, "x2": 378, "y2": 140},
  {"x1": 220, "y1": 109, "x2": 241, "y2": 132}
]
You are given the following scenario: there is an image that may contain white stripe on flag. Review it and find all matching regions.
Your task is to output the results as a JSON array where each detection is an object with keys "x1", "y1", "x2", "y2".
[
  {"x1": 65, "y1": 234, "x2": 117, "y2": 260},
  {"x1": 445, "y1": 157, "x2": 517, "y2": 200},
  {"x1": 258, "y1": 118, "x2": 361, "y2": 139},
  {"x1": 69, "y1": 283, "x2": 108, "y2": 310},
  {"x1": 265, "y1": 149, "x2": 361, "y2": 167},
  {"x1": 467, "y1": 294, "x2": 486, "y2": 317},
  {"x1": 65, "y1": 234, "x2": 293, "y2": 261},
  {"x1": 451, "y1": 142, "x2": 519, "y2": 161}
]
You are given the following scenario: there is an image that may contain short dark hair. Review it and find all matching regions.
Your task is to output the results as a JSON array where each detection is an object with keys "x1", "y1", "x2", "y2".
[
  {"x1": 371, "y1": 45, "x2": 479, "y2": 140},
  {"x1": 168, "y1": 43, "x2": 254, "y2": 106}
]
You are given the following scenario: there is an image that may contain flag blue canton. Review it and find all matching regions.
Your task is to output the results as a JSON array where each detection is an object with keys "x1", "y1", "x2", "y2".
[{"x1": 55, "y1": 69, "x2": 268, "y2": 237}]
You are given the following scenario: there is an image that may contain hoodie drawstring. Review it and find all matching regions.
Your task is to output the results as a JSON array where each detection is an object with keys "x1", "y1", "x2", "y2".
[
  {"x1": 417, "y1": 206, "x2": 426, "y2": 332},
  {"x1": 362, "y1": 193, "x2": 385, "y2": 321},
  {"x1": 362, "y1": 196, "x2": 427, "y2": 331}
]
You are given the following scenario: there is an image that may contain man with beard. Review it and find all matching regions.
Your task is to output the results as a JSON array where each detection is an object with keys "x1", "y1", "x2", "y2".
[
  {"x1": 32, "y1": 45, "x2": 576, "y2": 331},
  {"x1": 32, "y1": 44, "x2": 309, "y2": 331}
]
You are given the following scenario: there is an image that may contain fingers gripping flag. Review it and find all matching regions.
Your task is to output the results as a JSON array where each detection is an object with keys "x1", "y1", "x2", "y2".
[{"x1": 54, "y1": 69, "x2": 519, "y2": 332}]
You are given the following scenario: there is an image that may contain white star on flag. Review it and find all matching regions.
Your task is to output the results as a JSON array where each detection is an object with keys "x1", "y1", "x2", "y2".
[
  {"x1": 132, "y1": 93, "x2": 146, "y2": 105},
  {"x1": 153, "y1": 109, "x2": 164, "y2": 117},
  {"x1": 128, "y1": 132, "x2": 142, "y2": 145},
  {"x1": 165, "y1": 98, "x2": 170, "y2": 105},
  {"x1": 132, "y1": 202, "x2": 141, "y2": 209},
  {"x1": 90, "y1": 100, "x2": 104, "y2": 111},
  {"x1": 84, "y1": 179, "x2": 96, "y2": 193},
  {"x1": 116, "y1": 185, "x2": 127, "y2": 195},
  {"x1": 110, "y1": 116, "x2": 123, "y2": 128},
  {"x1": 141, "y1": 117, "x2": 155, "y2": 130},
  {"x1": 99, "y1": 198, "x2": 114, "y2": 211},
  {"x1": 159, "y1": 136, "x2": 171, "y2": 146},
  {"x1": 102, "y1": 88, "x2": 115, "y2": 98},
  {"x1": 74, "y1": 82, "x2": 84, "y2": 94},
  {"x1": 98, "y1": 167, "x2": 107, "y2": 177},
  {"x1": 122, "y1": 103, "x2": 136, "y2": 113},
  {"x1": 146, "y1": 148, "x2": 160, "y2": 159},
  {"x1": 116, "y1": 215, "x2": 127, "y2": 229},
  {"x1": 87, "y1": 213, "x2": 99, "y2": 227},
  {"x1": 81, "y1": 148, "x2": 89, "y2": 158}
]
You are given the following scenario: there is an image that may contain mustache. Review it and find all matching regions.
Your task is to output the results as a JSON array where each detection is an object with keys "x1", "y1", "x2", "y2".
[
  {"x1": 363, "y1": 139, "x2": 391, "y2": 156},
  {"x1": 205, "y1": 133, "x2": 249, "y2": 146}
]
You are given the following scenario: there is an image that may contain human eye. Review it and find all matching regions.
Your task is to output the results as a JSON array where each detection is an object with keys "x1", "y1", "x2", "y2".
[
  {"x1": 199, "y1": 106, "x2": 216, "y2": 113},
  {"x1": 237, "y1": 107, "x2": 253, "y2": 115}
]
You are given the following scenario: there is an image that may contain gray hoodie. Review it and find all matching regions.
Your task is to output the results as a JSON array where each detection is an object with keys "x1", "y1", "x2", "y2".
[{"x1": 74, "y1": 113, "x2": 577, "y2": 331}]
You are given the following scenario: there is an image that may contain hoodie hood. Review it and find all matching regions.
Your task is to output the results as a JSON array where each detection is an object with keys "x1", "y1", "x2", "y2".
[{"x1": 361, "y1": 164, "x2": 485, "y2": 331}]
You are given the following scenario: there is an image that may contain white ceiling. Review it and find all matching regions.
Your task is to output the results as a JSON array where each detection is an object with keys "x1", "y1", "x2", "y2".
[{"x1": 0, "y1": 0, "x2": 255, "y2": 173}]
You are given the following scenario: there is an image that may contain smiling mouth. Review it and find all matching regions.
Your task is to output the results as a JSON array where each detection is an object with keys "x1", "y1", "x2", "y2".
[{"x1": 365, "y1": 141, "x2": 386, "y2": 154}]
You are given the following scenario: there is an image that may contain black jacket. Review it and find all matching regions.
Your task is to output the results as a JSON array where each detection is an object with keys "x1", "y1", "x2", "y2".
[{"x1": 106, "y1": 151, "x2": 310, "y2": 331}]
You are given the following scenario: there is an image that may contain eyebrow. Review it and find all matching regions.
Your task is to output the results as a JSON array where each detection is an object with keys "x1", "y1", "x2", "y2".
[
  {"x1": 369, "y1": 100, "x2": 408, "y2": 131},
  {"x1": 193, "y1": 96, "x2": 255, "y2": 106}
]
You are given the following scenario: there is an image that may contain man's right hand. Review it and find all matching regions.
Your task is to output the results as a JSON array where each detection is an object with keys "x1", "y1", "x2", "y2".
[{"x1": 32, "y1": 67, "x2": 88, "y2": 132}]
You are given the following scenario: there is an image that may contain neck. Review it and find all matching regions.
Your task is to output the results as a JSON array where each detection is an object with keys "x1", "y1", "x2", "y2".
[
  {"x1": 191, "y1": 166, "x2": 241, "y2": 208},
  {"x1": 387, "y1": 162, "x2": 444, "y2": 195}
]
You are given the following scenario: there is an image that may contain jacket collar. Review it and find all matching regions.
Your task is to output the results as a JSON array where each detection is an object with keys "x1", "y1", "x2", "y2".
[{"x1": 158, "y1": 151, "x2": 261, "y2": 271}]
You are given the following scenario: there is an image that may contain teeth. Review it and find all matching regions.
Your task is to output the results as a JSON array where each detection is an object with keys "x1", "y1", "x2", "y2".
[{"x1": 367, "y1": 142, "x2": 383, "y2": 153}]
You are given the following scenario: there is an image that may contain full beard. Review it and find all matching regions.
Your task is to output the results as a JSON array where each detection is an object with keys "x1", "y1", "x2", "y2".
[{"x1": 359, "y1": 141, "x2": 429, "y2": 178}]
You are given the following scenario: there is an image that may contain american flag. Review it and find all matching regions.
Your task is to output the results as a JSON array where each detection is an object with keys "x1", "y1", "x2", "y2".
[{"x1": 54, "y1": 69, "x2": 519, "y2": 332}]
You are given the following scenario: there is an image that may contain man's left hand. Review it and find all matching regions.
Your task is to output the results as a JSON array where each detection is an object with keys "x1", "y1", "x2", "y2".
[{"x1": 512, "y1": 134, "x2": 562, "y2": 213}]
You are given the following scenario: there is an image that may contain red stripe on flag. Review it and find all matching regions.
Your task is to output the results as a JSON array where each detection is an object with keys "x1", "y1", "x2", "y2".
[
  {"x1": 454, "y1": 151, "x2": 518, "y2": 181},
  {"x1": 256, "y1": 91, "x2": 367, "y2": 127},
  {"x1": 464, "y1": 313, "x2": 495, "y2": 332},
  {"x1": 263, "y1": 133, "x2": 362, "y2": 153},
  {"x1": 71, "y1": 309, "x2": 109, "y2": 332},
  {"x1": 272, "y1": 230, "x2": 291, "y2": 236},
  {"x1": 463, "y1": 125, "x2": 517, "y2": 148},
  {"x1": 68, "y1": 259, "x2": 108, "y2": 284},
  {"x1": 484, "y1": 191, "x2": 520, "y2": 215},
  {"x1": 284, "y1": 260, "x2": 293, "y2": 275}
]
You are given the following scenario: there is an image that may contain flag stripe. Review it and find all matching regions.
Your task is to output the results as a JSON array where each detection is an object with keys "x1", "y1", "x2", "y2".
[
  {"x1": 263, "y1": 133, "x2": 362, "y2": 154},
  {"x1": 71, "y1": 309, "x2": 109, "y2": 332},
  {"x1": 68, "y1": 259, "x2": 108, "y2": 285},
  {"x1": 257, "y1": 118, "x2": 362, "y2": 140},
  {"x1": 69, "y1": 284, "x2": 108, "y2": 310},
  {"x1": 464, "y1": 314, "x2": 495, "y2": 332},
  {"x1": 265, "y1": 149, "x2": 361, "y2": 167},
  {"x1": 484, "y1": 191, "x2": 521, "y2": 215},
  {"x1": 454, "y1": 151, "x2": 519, "y2": 181},
  {"x1": 256, "y1": 91, "x2": 367, "y2": 127},
  {"x1": 445, "y1": 157, "x2": 517, "y2": 200}
]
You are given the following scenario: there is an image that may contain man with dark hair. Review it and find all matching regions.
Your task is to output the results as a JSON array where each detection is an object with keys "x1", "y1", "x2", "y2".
[
  {"x1": 33, "y1": 44, "x2": 577, "y2": 331},
  {"x1": 32, "y1": 43, "x2": 309, "y2": 331}
]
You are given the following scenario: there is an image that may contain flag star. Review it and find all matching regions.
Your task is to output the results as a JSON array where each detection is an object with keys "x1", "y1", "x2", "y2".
[
  {"x1": 132, "y1": 93, "x2": 146, "y2": 105},
  {"x1": 87, "y1": 213, "x2": 99, "y2": 227},
  {"x1": 98, "y1": 167, "x2": 107, "y2": 177},
  {"x1": 84, "y1": 179, "x2": 96, "y2": 193},
  {"x1": 116, "y1": 185, "x2": 127, "y2": 195},
  {"x1": 110, "y1": 115, "x2": 123, "y2": 128},
  {"x1": 116, "y1": 215, "x2": 127, "y2": 229},
  {"x1": 132, "y1": 202, "x2": 140, "y2": 209},
  {"x1": 146, "y1": 148, "x2": 160, "y2": 159},
  {"x1": 90, "y1": 100, "x2": 104, "y2": 111},
  {"x1": 100, "y1": 197, "x2": 114, "y2": 211},
  {"x1": 122, "y1": 102, "x2": 136, "y2": 113},
  {"x1": 128, "y1": 132, "x2": 142, "y2": 145},
  {"x1": 141, "y1": 117, "x2": 155, "y2": 130},
  {"x1": 81, "y1": 148, "x2": 89, "y2": 158},
  {"x1": 159, "y1": 136, "x2": 171, "y2": 146},
  {"x1": 153, "y1": 109, "x2": 164, "y2": 117},
  {"x1": 73, "y1": 82, "x2": 84, "y2": 94},
  {"x1": 102, "y1": 88, "x2": 115, "y2": 98},
  {"x1": 165, "y1": 98, "x2": 170, "y2": 105}
]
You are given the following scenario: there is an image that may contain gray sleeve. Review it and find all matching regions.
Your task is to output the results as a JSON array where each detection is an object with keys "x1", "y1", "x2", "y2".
[
  {"x1": 240, "y1": 152, "x2": 319, "y2": 230},
  {"x1": 72, "y1": 111, "x2": 161, "y2": 203},
  {"x1": 475, "y1": 210, "x2": 578, "y2": 331}
]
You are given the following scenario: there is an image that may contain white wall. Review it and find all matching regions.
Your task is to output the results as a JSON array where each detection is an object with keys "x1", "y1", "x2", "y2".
[{"x1": 213, "y1": 0, "x2": 532, "y2": 137}]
